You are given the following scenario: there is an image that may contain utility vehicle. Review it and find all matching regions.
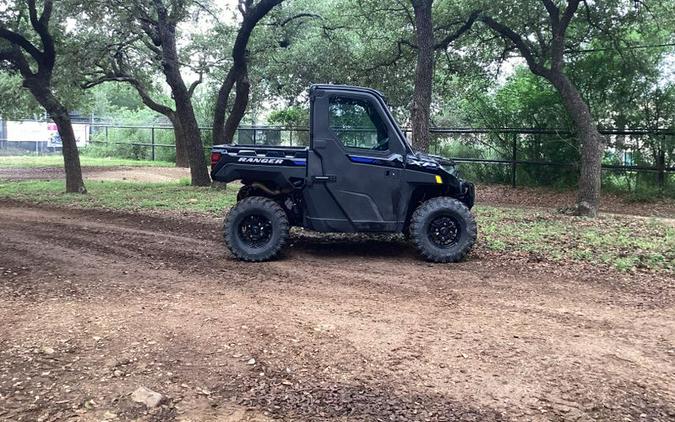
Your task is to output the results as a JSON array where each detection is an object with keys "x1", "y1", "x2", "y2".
[{"x1": 211, "y1": 84, "x2": 476, "y2": 262}]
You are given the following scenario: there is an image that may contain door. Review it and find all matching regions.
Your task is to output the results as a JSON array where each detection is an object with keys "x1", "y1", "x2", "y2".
[{"x1": 304, "y1": 89, "x2": 405, "y2": 232}]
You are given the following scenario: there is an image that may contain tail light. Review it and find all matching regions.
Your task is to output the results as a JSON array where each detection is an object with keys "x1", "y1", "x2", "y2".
[{"x1": 211, "y1": 152, "x2": 222, "y2": 169}]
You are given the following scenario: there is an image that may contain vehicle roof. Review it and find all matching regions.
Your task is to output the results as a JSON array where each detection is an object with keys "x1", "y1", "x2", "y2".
[{"x1": 309, "y1": 84, "x2": 386, "y2": 100}]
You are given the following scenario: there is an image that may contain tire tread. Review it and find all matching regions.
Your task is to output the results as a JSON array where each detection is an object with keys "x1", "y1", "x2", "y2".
[
  {"x1": 409, "y1": 197, "x2": 477, "y2": 263},
  {"x1": 223, "y1": 196, "x2": 289, "y2": 262}
]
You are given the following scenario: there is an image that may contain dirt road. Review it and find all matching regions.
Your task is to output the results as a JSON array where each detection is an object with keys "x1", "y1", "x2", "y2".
[
  {"x1": 0, "y1": 202, "x2": 673, "y2": 421},
  {"x1": 0, "y1": 166, "x2": 189, "y2": 183}
]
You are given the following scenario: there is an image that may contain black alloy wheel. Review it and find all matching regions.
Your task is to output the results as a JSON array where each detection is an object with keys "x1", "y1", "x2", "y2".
[
  {"x1": 409, "y1": 197, "x2": 477, "y2": 263},
  {"x1": 238, "y1": 215, "x2": 273, "y2": 248},
  {"x1": 428, "y1": 215, "x2": 460, "y2": 248},
  {"x1": 224, "y1": 196, "x2": 289, "y2": 262}
]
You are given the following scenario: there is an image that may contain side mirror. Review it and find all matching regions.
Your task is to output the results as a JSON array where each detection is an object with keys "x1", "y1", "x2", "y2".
[{"x1": 390, "y1": 154, "x2": 404, "y2": 163}]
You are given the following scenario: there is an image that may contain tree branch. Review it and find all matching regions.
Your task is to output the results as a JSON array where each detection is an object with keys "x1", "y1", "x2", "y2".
[
  {"x1": 364, "y1": 39, "x2": 416, "y2": 71},
  {"x1": 26, "y1": 0, "x2": 55, "y2": 73},
  {"x1": 84, "y1": 72, "x2": 175, "y2": 117},
  {"x1": 559, "y1": 0, "x2": 581, "y2": 35},
  {"x1": 541, "y1": 0, "x2": 561, "y2": 31},
  {"x1": 276, "y1": 13, "x2": 320, "y2": 27},
  {"x1": 82, "y1": 74, "x2": 134, "y2": 89},
  {"x1": 0, "y1": 26, "x2": 43, "y2": 64},
  {"x1": 141, "y1": 37, "x2": 163, "y2": 56},
  {"x1": 0, "y1": 46, "x2": 30, "y2": 75},
  {"x1": 394, "y1": 0, "x2": 415, "y2": 28},
  {"x1": 40, "y1": 0, "x2": 53, "y2": 25},
  {"x1": 478, "y1": 14, "x2": 549, "y2": 77},
  {"x1": 433, "y1": 10, "x2": 480, "y2": 50},
  {"x1": 187, "y1": 71, "x2": 203, "y2": 98},
  {"x1": 548, "y1": 0, "x2": 580, "y2": 68}
]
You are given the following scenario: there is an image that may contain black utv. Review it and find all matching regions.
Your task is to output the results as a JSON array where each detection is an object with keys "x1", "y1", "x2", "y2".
[{"x1": 211, "y1": 84, "x2": 477, "y2": 262}]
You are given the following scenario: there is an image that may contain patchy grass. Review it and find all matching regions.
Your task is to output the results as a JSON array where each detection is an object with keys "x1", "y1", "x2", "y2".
[
  {"x1": 0, "y1": 179, "x2": 236, "y2": 215},
  {"x1": 0, "y1": 179, "x2": 672, "y2": 273},
  {"x1": 0, "y1": 155, "x2": 174, "y2": 168},
  {"x1": 476, "y1": 206, "x2": 674, "y2": 273}
]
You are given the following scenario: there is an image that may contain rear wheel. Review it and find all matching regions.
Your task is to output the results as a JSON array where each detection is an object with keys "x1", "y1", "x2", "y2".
[
  {"x1": 409, "y1": 197, "x2": 477, "y2": 263},
  {"x1": 224, "y1": 196, "x2": 289, "y2": 262}
]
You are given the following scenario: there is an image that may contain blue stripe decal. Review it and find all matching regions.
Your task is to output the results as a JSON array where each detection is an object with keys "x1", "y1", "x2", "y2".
[
  {"x1": 291, "y1": 159, "x2": 307, "y2": 166},
  {"x1": 349, "y1": 156, "x2": 377, "y2": 164}
]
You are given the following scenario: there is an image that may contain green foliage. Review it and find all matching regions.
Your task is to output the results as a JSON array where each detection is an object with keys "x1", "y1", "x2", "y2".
[
  {"x1": 268, "y1": 106, "x2": 308, "y2": 127},
  {"x1": 435, "y1": 141, "x2": 511, "y2": 184},
  {"x1": 84, "y1": 125, "x2": 178, "y2": 163},
  {"x1": 0, "y1": 0, "x2": 93, "y2": 112},
  {"x1": 445, "y1": 58, "x2": 674, "y2": 194},
  {"x1": 248, "y1": 0, "x2": 419, "y2": 113},
  {"x1": 602, "y1": 171, "x2": 675, "y2": 202},
  {"x1": 0, "y1": 73, "x2": 42, "y2": 119},
  {"x1": 74, "y1": 91, "x2": 179, "y2": 162},
  {"x1": 83, "y1": 83, "x2": 147, "y2": 117},
  {"x1": 267, "y1": 105, "x2": 310, "y2": 146},
  {"x1": 435, "y1": 69, "x2": 578, "y2": 187}
]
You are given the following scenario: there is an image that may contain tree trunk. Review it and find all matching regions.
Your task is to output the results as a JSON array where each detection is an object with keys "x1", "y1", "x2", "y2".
[
  {"x1": 410, "y1": 0, "x2": 434, "y2": 152},
  {"x1": 157, "y1": 21, "x2": 210, "y2": 186},
  {"x1": 174, "y1": 126, "x2": 189, "y2": 168},
  {"x1": 53, "y1": 111, "x2": 86, "y2": 193},
  {"x1": 548, "y1": 72, "x2": 604, "y2": 216},
  {"x1": 212, "y1": 67, "x2": 238, "y2": 144},
  {"x1": 168, "y1": 114, "x2": 189, "y2": 168},
  {"x1": 27, "y1": 81, "x2": 86, "y2": 193},
  {"x1": 212, "y1": 0, "x2": 285, "y2": 145},
  {"x1": 223, "y1": 68, "x2": 251, "y2": 142},
  {"x1": 174, "y1": 97, "x2": 210, "y2": 185}
]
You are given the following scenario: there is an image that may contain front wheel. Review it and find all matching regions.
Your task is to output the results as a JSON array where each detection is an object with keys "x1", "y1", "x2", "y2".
[
  {"x1": 409, "y1": 197, "x2": 477, "y2": 263},
  {"x1": 224, "y1": 196, "x2": 289, "y2": 262}
]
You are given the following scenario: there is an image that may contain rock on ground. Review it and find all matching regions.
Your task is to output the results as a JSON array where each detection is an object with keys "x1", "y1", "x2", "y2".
[{"x1": 131, "y1": 386, "x2": 164, "y2": 408}]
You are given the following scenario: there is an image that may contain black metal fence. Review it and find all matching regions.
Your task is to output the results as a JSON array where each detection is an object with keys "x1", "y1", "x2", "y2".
[
  {"x1": 3, "y1": 122, "x2": 672, "y2": 189},
  {"x1": 422, "y1": 127, "x2": 675, "y2": 189},
  {"x1": 82, "y1": 124, "x2": 674, "y2": 189}
]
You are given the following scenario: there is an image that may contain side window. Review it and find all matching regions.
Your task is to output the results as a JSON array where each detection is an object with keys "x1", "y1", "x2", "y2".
[{"x1": 329, "y1": 96, "x2": 389, "y2": 151}]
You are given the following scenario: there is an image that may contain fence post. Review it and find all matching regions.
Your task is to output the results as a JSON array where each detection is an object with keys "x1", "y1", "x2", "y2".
[
  {"x1": 151, "y1": 127, "x2": 156, "y2": 161},
  {"x1": 657, "y1": 135, "x2": 666, "y2": 190},
  {"x1": 253, "y1": 129, "x2": 257, "y2": 145},
  {"x1": 511, "y1": 135, "x2": 517, "y2": 188},
  {"x1": 289, "y1": 128, "x2": 293, "y2": 146},
  {"x1": 105, "y1": 126, "x2": 109, "y2": 144}
]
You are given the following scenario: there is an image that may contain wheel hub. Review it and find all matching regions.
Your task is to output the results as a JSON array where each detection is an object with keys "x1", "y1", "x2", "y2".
[
  {"x1": 239, "y1": 215, "x2": 273, "y2": 248},
  {"x1": 428, "y1": 215, "x2": 460, "y2": 248}
]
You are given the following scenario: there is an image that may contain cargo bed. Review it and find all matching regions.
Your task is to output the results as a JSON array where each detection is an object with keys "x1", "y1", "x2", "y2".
[{"x1": 210, "y1": 144, "x2": 309, "y2": 189}]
